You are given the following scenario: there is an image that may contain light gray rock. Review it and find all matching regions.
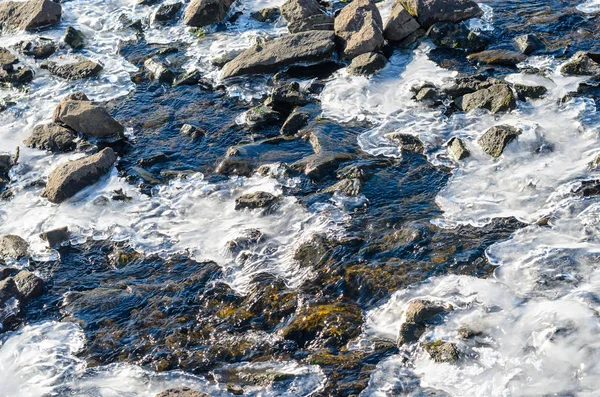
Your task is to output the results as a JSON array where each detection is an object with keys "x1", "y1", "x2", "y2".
[
  {"x1": 560, "y1": 52, "x2": 600, "y2": 76},
  {"x1": 447, "y1": 137, "x2": 469, "y2": 161},
  {"x1": 347, "y1": 52, "x2": 387, "y2": 75},
  {"x1": 477, "y1": 125, "x2": 521, "y2": 158},
  {"x1": 144, "y1": 57, "x2": 175, "y2": 83},
  {"x1": 0, "y1": 235, "x2": 28, "y2": 260},
  {"x1": 334, "y1": 0, "x2": 384, "y2": 59},
  {"x1": 183, "y1": 0, "x2": 233, "y2": 27},
  {"x1": 53, "y1": 95, "x2": 124, "y2": 140},
  {"x1": 383, "y1": 1, "x2": 420, "y2": 42},
  {"x1": 25, "y1": 122, "x2": 77, "y2": 152},
  {"x1": 514, "y1": 34, "x2": 544, "y2": 55},
  {"x1": 457, "y1": 83, "x2": 516, "y2": 114}
]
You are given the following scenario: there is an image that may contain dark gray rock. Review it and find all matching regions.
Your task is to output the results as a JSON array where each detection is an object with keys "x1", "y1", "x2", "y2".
[
  {"x1": 180, "y1": 124, "x2": 205, "y2": 139},
  {"x1": 53, "y1": 95, "x2": 124, "y2": 140},
  {"x1": 17, "y1": 38, "x2": 57, "y2": 59},
  {"x1": 383, "y1": 1, "x2": 420, "y2": 42},
  {"x1": 40, "y1": 226, "x2": 69, "y2": 248},
  {"x1": 281, "y1": 110, "x2": 309, "y2": 136},
  {"x1": 457, "y1": 83, "x2": 516, "y2": 114},
  {"x1": 0, "y1": 48, "x2": 17, "y2": 70},
  {"x1": 226, "y1": 229, "x2": 264, "y2": 255},
  {"x1": 155, "y1": 2, "x2": 183, "y2": 21},
  {"x1": 334, "y1": 0, "x2": 384, "y2": 59},
  {"x1": 281, "y1": 0, "x2": 323, "y2": 21},
  {"x1": 42, "y1": 148, "x2": 118, "y2": 204},
  {"x1": 423, "y1": 340, "x2": 459, "y2": 363},
  {"x1": 447, "y1": 137, "x2": 469, "y2": 161},
  {"x1": 173, "y1": 69, "x2": 202, "y2": 86},
  {"x1": 250, "y1": 7, "x2": 280, "y2": 22},
  {"x1": 560, "y1": 52, "x2": 600, "y2": 76},
  {"x1": 0, "y1": 65, "x2": 33, "y2": 84},
  {"x1": 347, "y1": 52, "x2": 387, "y2": 75},
  {"x1": 292, "y1": 151, "x2": 354, "y2": 180},
  {"x1": 235, "y1": 191, "x2": 279, "y2": 211},
  {"x1": 0, "y1": 235, "x2": 29, "y2": 259},
  {"x1": 414, "y1": 85, "x2": 441, "y2": 106},
  {"x1": 42, "y1": 57, "x2": 103, "y2": 80},
  {"x1": 514, "y1": 83, "x2": 547, "y2": 100},
  {"x1": 0, "y1": 277, "x2": 20, "y2": 306},
  {"x1": 441, "y1": 74, "x2": 492, "y2": 98},
  {"x1": 406, "y1": 299, "x2": 447, "y2": 324},
  {"x1": 514, "y1": 34, "x2": 544, "y2": 55},
  {"x1": 400, "y1": 0, "x2": 483, "y2": 28},
  {"x1": 155, "y1": 388, "x2": 211, "y2": 397},
  {"x1": 288, "y1": 14, "x2": 333, "y2": 33},
  {"x1": 267, "y1": 82, "x2": 311, "y2": 109},
  {"x1": 25, "y1": 122, "x2": 77, "y2": 152},
  {"x1": 429, "y1": 22, "x2": 490, "y2": 52},
  {"x1": 137, "y1": 152, "x2": 169, "y2": 167},
  {"x1": 397, "y1": 320, "x2": 426, "y2": 345},
  {"x1": 183, "y1": 0, "x2": 233, "y2": 27},
  {"x1": 467, "y1": 49, "x2": 527, "y2": 66},
  {"x1": 245, "y1": 105, "x2": 281, "y2": 127},
  {"x1": 13, "y1": 270, "x2": 44, "y2": 302},
  {"x1": 0, "y1": 0, "x2": 62, "y2": 32},
  {"x1": 478, "y1": 125, "x2": 521, "y2": 158},
  {"x1": 0, "y1": 154, "x2": 13, "y2": 173},
  {"x1": 322, "y1": 178, "x2": 362, "y2": 196},
  {"x1": 63, "y1": 26, "x2": 86, "y2": 50},
  {"x1": 385, "y1": 132, "x2": 424, "y2": 153},
  {"x1": 222, "y1": 30, "x2": 336, "y2": 78},
  {"x1": 144, "y1": 57, "x2": 175, "y2": 83}
]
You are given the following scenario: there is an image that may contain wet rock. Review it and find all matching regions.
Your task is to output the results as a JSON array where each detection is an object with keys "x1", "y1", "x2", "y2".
[
  {"x1": 405, "y1": 299, "x2": 446, "y2": 324},
  {"x1": 478, "y1": 125, "x2": 521, "y2": 158},
  {"x1": 292, "y1": 151, "x2": 354, "y2": 180},
  {"x1": 400, "y1": 0, "x2": 483, "y2": 28},
  {"x1": 183, "y1": 0, "x2": 233, "y2": 27},
  {"x1": 560, "y1": 52, "x2": 600, "y2": 76},
  {"x1": 155, "y1": 2, "x2": 183, "y2": 22},
  {"x1": 322, "y1": 178, "x2": 362, "y2": 196},
  {"x1": 226, "y1": 229, "x2": 264, "y2": 255},
  {"x1": 17, "y1": 38, "x2": 57, "y2": 59},
  {"x1": 251, "y1": 7, "x2": 280, "y2": 23},
  {"x1": 385, "y1": 132, "x2": 424, "y2": 153},
  {"x1": 40, "y1": 226, "x2": 69, "y2": 248},
  {"x1": 447, "y1": 137, "x2": 469, "y2": 161},
  {"x1": 0, "y1": 277, "x2": 20, "y2": 306},
  {"x1": 13, "y1": 270, "x2": 44, "y2": 302},
  {"x1": 131, "y1": 167, "x2": 162, "y2": 185},
  {"x1": 281, "y1": 110, "x2": 309, "y2": 136},
  {"x1": 383, "y1": 1, "x2": 420, "y2": 42},
  {"x1": 347, "y1": 52, "x2": 387, "y2": 75},
  {"x1": 429, "y1": 22, "x2": 490, "y2": 52},
  {"x1": 53, "y1": 94, "x2": 124, "y2": 140},
  {"x1": 514, "y1": 34, "x2": 544, "y2": 55},
  {"x1": 467, "y1": 49, "x2": 527, "y2": 66},
  {"x1": 0, "y1": 0, "x2": 62, "y2": 32},
  {"x1": 144, "y1": 56, "x2": 175, "y2": 83},
  {"x1": 397, "y1": 321, "x2": 426, "y2": 345},
  {"x1": 24, "y1": 122, "x2": 77, "y2": 153},
  {"x1": 457, "y1": 83, "x2": 516, "y2": 114},
  {"x1": 155, "y1": 388, "x2": 211, "y2": 397},
  {"x1": 514, "y1": 83, "x2": 547, "y2": 100},
  {"x1": 211, "y1": 49, "x2": 244, "y2": 68},
  {"x1": 138, "y1": 152, "x2": 169, "y2": 167},
  {"x1": 423, "y1": 340, "x2": 459, "y2": 363},
  {"x1": 222, "y1": 30, "x2": 336, "y2": 78},
  {"x1": 62, "y1": 26, "x2": 86, "y2": 50},
  {"x1": 267, "y1": 82, "x2": 311, "y2": 110},
  {"x1": 173, "y1": 69, "x2": 202, "y2": 86},
  {"x1": 42, "y1": 148, "x2": 117, "y2": 204},
  {"x1": 0, "y1": 235, "x2": 29, "y2": 260},
  {"x1": 281, "y1": 0, "x2": 331, "y2": 33},
  {"x1": 234, "y1": 191, "x2": 279, "y2": 211},
  {"x1": 441, "y1": 73, "x2": 492, "y2": 98},
  {"x1": 334, "y1": 0, "x2": 384, "y2": 60},
  {"x1": 414, "y1": 85, "x2": 442, "y2": 106},
  {"x1": 0, "y1": 48, "x2": 17, "y2": 70},
  {"x1": 180, "y1": 123, "x2": 205, "y2": 139},
  {"x1": 0, "y1": 154, "x2": 13, "y2": 173},
  {"x1": 0, "y1": 65, "x2": 34, "y2": 84},
  {"x1": 42, "y1": 57, "x2": 103, "y2": 80},
  {"x1": 288, "y1": 14, "x2": 333, "y2": 33},
  {"x1": 245, "y1": 105, "x2": 281, "y2": 127}
]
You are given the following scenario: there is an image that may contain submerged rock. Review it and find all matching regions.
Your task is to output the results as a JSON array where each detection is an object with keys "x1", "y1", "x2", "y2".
[
  {"x1": 183, "y1": 0, "x2": 233, "y2": 27},
  {"x1": 17, "y1": 38, "x2": 57, "y2": 59},
  {"x1": 222, "y1": 30, "x2": 336, "y2": 78},
  {"x1": 40, "y1": 226, "x2": 69, "y2": 248},
  {"x1": 457, "y1": 83, "x2": 516, "y2": 114},
  {"x1": 244, "y1": 104, "x2": 281, "y2": 127},
  {"x1": 447, "y1": 137, "x2": 469, "y2": 161},
  {"x1": 0, "y1": 235, "x2": 29, "y2": 260},
  {"x1": 414, "y1": 85, "x2": 442, "y2": 106},
  {"x1": 42, "y1": 148, "x2": 117, "y2": 204},
  {"x1": 347, "y1": 52, "x2": 387, "y2": 75},
  {"x1": 398, "y1": 300, "x2": 448, "y2": 346},
  {"x1": 62, "y1": 26, "x2": 86, "y2": 50},
  {"x1": 467, "y1": 49, "x2": 527, "y2": 66},
  {"x1": 180, "y1": 124, "x2": 205, "y2": 139},
  {"x1": 292, "y1": 151, "x2": 354, "y2": 180},
  {"x1": 334, "y1": 0, "x2": 384, "y2": 59},
  {"x1": 400, "y1": 0, "x2": 483, "y2": 28},
  {"x1": 386, "y1": 132, "x2": 424, "y2": 153},
  {"x1": 0, "y1": 277, "x2": 20, "y2": 306},
  {"x1": 25, "y1": 122, "x2": 77, "y2": 153},
  {"x1": 226, "y1": 228, "x2": 264, "y2": 255},
  {"x1": 478, "y1": 125, "x2": 521, "y2": 158},
  {"x1": 423, "y1": 340, "x2": 459, "y2": 363},
  {"x1": 155, "y1": 388, "x2": 211, "y2": 397},
  {"x1": 0, "y1": 48, "x2": 17, "y2": 70},
  {"x1": 560, "y1": 52, "x2": 600, "y2": 76},
  {"x1": 235, "y1": 191, "x2": 279, "y2": 211},
  {"x1": 53, "y1": 94, "x2": 124, "y2": 140},
  {"x1": 42, "y1": 57, "x2": 103, "y2": 80},
  {"x1": 288, "y1": 13, "x2": 333, "y2": 33},
  {"x1": 0, "y1": 0, "x2": 62, "y2": 32},
  {"x1": 514, "y1": 34, "x2": 544, "y2": 55},
  {"x1": 383, "y1": 1, "x2": 420, "y2": 42},
  {"x1": 0, "y1": 48, "x2": 33, "y2": 84},
  {"x1": 429, "y1": 22, "x2": 490, "y2": 52}
]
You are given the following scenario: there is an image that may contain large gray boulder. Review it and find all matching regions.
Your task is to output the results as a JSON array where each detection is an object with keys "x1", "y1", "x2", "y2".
[
  {"x1": 478, "y1": 125, "x2": 521, "y2": 158},
  {"x1": 281, "y1": 0, "x2": 332, "y2": 33},
  {"x1": 400, "y1": 0, "x2": 482, "y2": 28},
  {"x1": 0, "y1": 0, "x2": 62, "y2": 32},
  {"x1": 383, "y1": 1, "x2": 420, "y2": 42},
  {"x1": 25, "y1": 122, "x2": 77, "y2": 152},
  {"x1": 183, "y1": 0, "x2": 233, "y2": 27},
  {"x1": 53, "y1": 94, "x2": 124, "y2": 140},
  {"x1": 0, "y1": 235, "x2": 29, "y2": 260},
  {"x1": 334, "y1": 0, "x2": 384, "y2": 59},
  {"x1": 222, "y1": 30, "x2": 336, "y2": 78},
  {"x1": 457, "y1": 83, "x2": 516, "y2": 114},
  {"x1": 42, "y1": 148, "x2": 117, "y2": 203}
]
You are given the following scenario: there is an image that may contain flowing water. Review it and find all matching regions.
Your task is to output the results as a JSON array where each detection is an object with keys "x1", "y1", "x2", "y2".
[{"x1": 1, "y1": 0, "x2": 600, "y2": 395}]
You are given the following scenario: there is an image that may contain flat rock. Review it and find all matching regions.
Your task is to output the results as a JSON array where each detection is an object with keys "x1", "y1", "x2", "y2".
[
  {"x1": 447, "y1": 137, "x2": 469, "y2": 161},
  {"x1": 53, "y1": 95, "x2": 124, "y2": 140},
  {"x1": 42, "y1": 148, "x2": 118, "y2": 204},
  {"x1": 288, "y1": 14, "x2": 333, "y2": 33},
  {"x1": 42, "y1": 57, "x2": 103, "y2": 80},
  {"x1": 63, "y1": 26, "x2": 85, "y2": 50},
  {"x1": 347, "y1": 52, "x2": 387, "y2": 75},
  {"x1": 40, "y1": 226, "x2": 69, "y2": 248},
  {"x1": 155, "y1": 388, "x2": 211, "y2": 397},
  {"x1": 0, "y1": 0, "x2": 62, "y2": 32},
  {"x1": 0, "y1": 235, "x2": 29, "y2": 259},
  {"x1": 235, "y1": 191, "x2": 279, "y2": 211},
  {"x1": 457, "y1": 83, "x2": 516, "y2": 114},
  {"x1": 183, "y1": 0, "x2": 233, "y2": 27},
  {"x1": 383, "y1": 1, "x2": 420, "y2": 42},
  {"x1": 514, "y1": 34, "x2": 544, "y2": 55},
  {"x1": 25, "y1": 122, "x2": 77, "y2": 152},
  {"x1": 467, "y1": 49, "x2": 527, "y2": 66},
  {"x1": 400, "y1": 0, "x2": 483, "y2": 28},
  {"x1": 478, "y1": 125, "x2": 521, "y2": 158},
  {"x1": 334, "y1": 0, "x2": 384, "y2": 59},
  {"x1": 222, "y1": 30, "x2": 336, "y2": 78},
  {"x1": 560, "y1": 52, "x2": 600, "y2": 76}
]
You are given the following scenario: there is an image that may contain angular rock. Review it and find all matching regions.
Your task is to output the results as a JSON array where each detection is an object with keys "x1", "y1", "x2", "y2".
[
  {"x1": 180, "y1": 124, "x2": 205, "y2": 139},
  {"x1": 281, "y1": 110, "x2": 309, "y2": 136},
  {"x1": 0, "y1": 153, "x2": 13, "y2": 172},
  {"x1": 347, "y1": 52, "x2": 387, "y2": 75},
  {"x1": 251, "y1": 7, "x2": 280, "y2": 22},
  {"x1": 292, "y1": 151, "x2": 354, "y2": 180},
  {"x1": 63, "y1": 26, "x2": 86, "y2": 50},
  {"x1": 400, "y1": 0, "x2": 483, "y2": 28},
  {"x1": 173, "y1": 69, "x2": 202, "y2": 86},
  {"x1": 0, "y1": 48, "x2": 17, "y2": 70},
  {"x1": 0, "y1": 277, "x2": 19, "y2": 306},
  {"x1": 183, "y1": 0, "x2": 233, "y2": 27},
  {"x1": 42, "y1": 57, "x2": 103, "y2": 80},
  {"x1": 53, "y1": 95, "x2": 124, "y2": 140},
  {"x1": 322, "y1": 178, "x2": 362, "y2": 196},
  {"x1": 423, "y1": 340, "x2": 459, "y2": 363},
  {"x1": 514, "y1": 34, "x2": 544, "y2": 55},
  {"x1": 0, "y1": 65, "x2": 33, "y2": 84},
  {"x1": 0, "y1": 235, "x2": 29, "y2": 260},
  {"x1": 281, "y1": 0, "x2": 323, "y2": 21},
  {"x1": 235, "y1": 191, "x2": 279, "y2": 211},
  {"x1": 0, "y1": 0, "x2": 62, "y2": 32},
  {"x1": 478, "y1": 125, "x2": 521, "y2": 158},
  {"x1": 288, "y1": 14, "x2": 333, "y2": 33},
  {"x1": 383, "y1": 1, "x2": 420, "y2": 42},
  {"x1": 226, "y1": 228, "x2": 264, "y2": 254},
  {"x1": 514, "y1": 83, "x2": 547, "y2": 100},
  {"x1": 429, "y1": 22, "x2": 490, "y2": 52},
  {"x1": 17, "y1": 38, "x2": 57, "y2": 59},
  {"x1": 42, "y1": 148, "x2": 118, "y2": 204},
  {"x1": 447, "y1": 137, "x2": 469, "y2": 161},
  {"x1": 334, "y1": 0, "x2": 384, "y2": 59},
  {"x1": 13, "y1": 270, "x2": 44, "y2": 302},
  {"x1": 144, "y1": 57, "x2": 175, "y2": 83},
  {"x1": 40, "y1": 226, "x2": 69, "y2": 248},
  {"x1": 222, "y1": 30, "x2": 335, "y2": 78},
  {"x1": 405, "y1": 299, "x2": 446, "y2": 324},
  {"x1": 560, "y1": 52, "x2": 600, "y2": 76},
  {"x1": 467, "y1": 49, "x2": 527, "y2": 67},
  {"x1": 267, "y1": 82, "x2": 311, "y2": 110},
  {"x1": 414, "y1": 85, "x2": 441, "y2": 106},
  {"x1": 385, "y1": 132, "x2": 424, "y2": 153},
  {"x1": 245, "y1": 105, "x2": 281, "y2": 127},
  {"x1": 155, "y1": 2, "x2": 183, "y2": 21},
  {"x1": 25, "y1": 122, "x2": 77, "y2": 152},
  {"x1": 397, "y1": 320, "x2": 426, "y2": 345},
  {"x1": 457, "y1": 83, "x2": 516, "y2": 114},
  {"x1": 441, "y1": 74, "x2": 492, "y2": 99},
  {"x1": 155, "y1": 388, "x2": 211, "y2": 397}
]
